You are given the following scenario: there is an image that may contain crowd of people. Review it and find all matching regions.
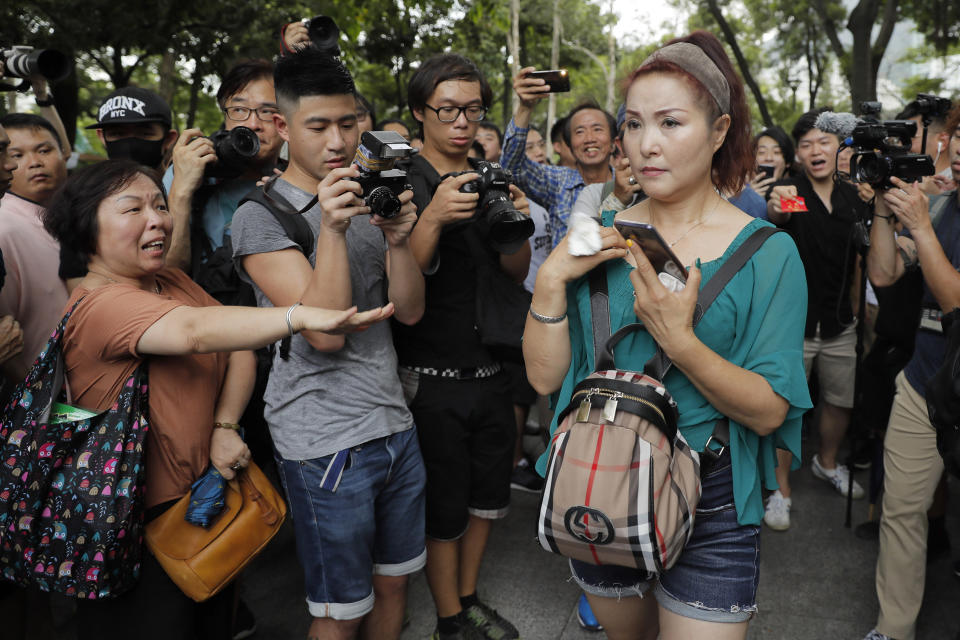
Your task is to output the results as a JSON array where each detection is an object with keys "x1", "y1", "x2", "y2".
[{"x1": 0, "y1": 15, "x2": 958, "y2": 640}]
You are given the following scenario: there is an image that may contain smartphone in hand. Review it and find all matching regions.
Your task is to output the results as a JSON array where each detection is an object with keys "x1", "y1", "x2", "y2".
[
  {"x1": 613, "y1": 220, "x2": 688, "y2": 284},
  {"x1": 757, "y1": 165, "x2": 776, "y2": 180},
  {"x1": 527, "y1": 69, "x2": 570, "y2": 93}
]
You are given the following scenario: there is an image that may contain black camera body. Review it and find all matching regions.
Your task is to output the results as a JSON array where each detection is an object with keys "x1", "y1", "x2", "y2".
[
  {"x1": 205, "y1": 126, "x2": 260, "y2": 180},
  {"x1": 915, "y1": 93, "x2": 953, "y2": 120},
  {"x1": 455, "y1": 161, "x2": 534, "y2": 254},
  {"x1": 352, "y1": 130, "x2": 415, "y2": 218},
  {"x1": 848, "y1": 107, "x2": 934, "y2": 189}
]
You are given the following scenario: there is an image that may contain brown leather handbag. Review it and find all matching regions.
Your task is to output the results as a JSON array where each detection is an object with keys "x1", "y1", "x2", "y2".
[{"x1": 144, "y1": 462, "x2": 286, "y2": 602}]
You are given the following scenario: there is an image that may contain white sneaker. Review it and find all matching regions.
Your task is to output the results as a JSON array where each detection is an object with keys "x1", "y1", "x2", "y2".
[
  {"x1": 763, "y1": 490, "x2": 791, "y2": 531},
  {"x1": 811, "y1": 454, "x2": 865, "y2": 499}
]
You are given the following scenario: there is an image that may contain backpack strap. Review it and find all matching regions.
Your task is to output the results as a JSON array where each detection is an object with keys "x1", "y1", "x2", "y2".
[
  {"x1": 930, "y1": 192, "x2": 952, "y2": 229},
  {"x1": 599, "y1": 179, "x2": 615, "y2": 204},
  {"x1": 588, "y1": 267, "x2": 612, "y2": 370},
  {"x1": 238, "y1": 180, "x2": 316, "y2": 257},
  {"x1": 237, "y1": 180, "x2": 317, "y2": 359}
]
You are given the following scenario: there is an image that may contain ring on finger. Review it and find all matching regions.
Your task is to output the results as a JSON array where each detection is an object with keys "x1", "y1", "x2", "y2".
[
  {"x1": 231, "y1": 462, "x2": 243, "y2": 471},
  {"x1": 899, "y1": 188, "x2": 908, "y2": 195}
]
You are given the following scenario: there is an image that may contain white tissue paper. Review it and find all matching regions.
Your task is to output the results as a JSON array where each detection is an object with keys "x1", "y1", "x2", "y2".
[{"x1": 567, "y1": 211, "x2": 603, "y2": 256}]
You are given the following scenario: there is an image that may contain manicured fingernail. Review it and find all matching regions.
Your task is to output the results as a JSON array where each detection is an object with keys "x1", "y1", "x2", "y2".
[{"x1": 626, "y1": 239, "x2": 633, "y2": 247}]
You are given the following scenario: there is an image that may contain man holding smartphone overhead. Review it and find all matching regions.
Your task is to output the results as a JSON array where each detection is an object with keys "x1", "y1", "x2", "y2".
[{"x1": 503, "y1": 67, "x2": 617, "y2": 247}]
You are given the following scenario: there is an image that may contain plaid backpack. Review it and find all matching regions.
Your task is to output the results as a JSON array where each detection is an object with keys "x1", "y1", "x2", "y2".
[{"x1": 537, "y1": 226, "x2": 780, "y2": 573}]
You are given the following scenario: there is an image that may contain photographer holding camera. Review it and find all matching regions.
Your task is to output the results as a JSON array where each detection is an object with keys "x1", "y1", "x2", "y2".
[
  {"x1": 764, "y1": 107, "x2": 870, "y2": 531},
  {"x1": 398, "y1": 53, "x2": 530, "y2": 640},
  {"x1": 230, "y1": 45, "x2": 425, "y2": 640},
  {"x1": 861, "y1": 103, "x2": 960, "y2": 640},
  {"x1": 161, "y1": 60, "x2": 284, "y2": 278}
]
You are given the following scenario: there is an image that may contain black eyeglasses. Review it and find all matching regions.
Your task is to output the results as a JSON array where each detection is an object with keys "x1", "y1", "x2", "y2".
[
  {"x1": 224, "y1": 106, "x2": 280, "y2": 122},
  {"x1": 423, "y1": 104, "x2": 487, "y2": 123}
]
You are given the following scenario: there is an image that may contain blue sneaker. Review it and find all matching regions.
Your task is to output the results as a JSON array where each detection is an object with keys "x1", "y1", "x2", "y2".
[{"x1": 576, "y1": 594, "x2": 603, "y2": 632}]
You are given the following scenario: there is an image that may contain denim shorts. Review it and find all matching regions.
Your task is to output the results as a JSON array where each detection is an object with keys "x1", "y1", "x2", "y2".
[
  {"x1": 275, "y1": 427, "x2": 427, "y2": 620},
  {"x1": 570, "y1": 452, "x2": 761, "y2": 623}
]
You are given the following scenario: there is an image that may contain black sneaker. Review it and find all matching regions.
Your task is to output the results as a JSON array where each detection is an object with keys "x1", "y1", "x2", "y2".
[
  {"x1": 463, "y1": 601, "x2": 520, "y2": 640},
  {"x1": 431, "y1": 621, "x2": 486, "y2": 640},
  {"x1": 232, "y1": 598, "x2": 257, "y2": 640},
  {"x1": 510, "y1": 460, "x2": 544, "y2": 493}
]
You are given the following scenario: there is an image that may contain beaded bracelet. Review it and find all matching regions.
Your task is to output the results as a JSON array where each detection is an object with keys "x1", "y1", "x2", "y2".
[{"x1": 214, "y1": 422, "x2": 241, "y2": 431}]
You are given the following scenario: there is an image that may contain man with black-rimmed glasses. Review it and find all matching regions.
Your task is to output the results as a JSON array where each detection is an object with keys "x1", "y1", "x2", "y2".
[{"x1": 398, "y1": 53, "x2": 530, "y2": 640}]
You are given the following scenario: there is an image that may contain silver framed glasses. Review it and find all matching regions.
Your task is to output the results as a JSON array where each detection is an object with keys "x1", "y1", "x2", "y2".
[{"x1": 224, "y1": 106, "x2": 280, "y2": 122}]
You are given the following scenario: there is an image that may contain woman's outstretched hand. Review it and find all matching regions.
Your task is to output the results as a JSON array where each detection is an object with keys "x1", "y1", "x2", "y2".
[{"x1": 294, "y1": 303, "x2": 396, "y2": 335}]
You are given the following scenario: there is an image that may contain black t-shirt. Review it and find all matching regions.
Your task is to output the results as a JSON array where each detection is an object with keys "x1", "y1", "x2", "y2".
[
  {"x1": 392, "y1": 155, "x2": 497, "y2": 369},
  {"x1": 771, "y1": 174, "x2": 868, "y2": 338}
]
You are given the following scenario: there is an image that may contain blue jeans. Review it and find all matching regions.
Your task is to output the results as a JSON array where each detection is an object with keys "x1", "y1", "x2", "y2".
[
  {"x1": 571, "y1": 452, "x2": 761, "y2": 623},
  {"x1": 275, "y1": 428, "x2": 427, "y2": 620}
]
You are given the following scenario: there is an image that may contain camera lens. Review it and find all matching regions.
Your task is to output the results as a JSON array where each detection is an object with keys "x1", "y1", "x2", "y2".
[
  {"x1": 480, "y1": 195, "x2": 534, "y2": 254},
  {"x1": 366, "y1": 186, "x2": 402, "y2": 218},
  {"x1": 855, "y1": 153, "x2": 885, "y2": 185}
]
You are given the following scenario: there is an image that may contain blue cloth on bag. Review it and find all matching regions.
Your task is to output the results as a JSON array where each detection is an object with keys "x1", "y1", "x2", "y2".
[{"x1": 185, "y1": 467, "x2": 227, "y2": 528}]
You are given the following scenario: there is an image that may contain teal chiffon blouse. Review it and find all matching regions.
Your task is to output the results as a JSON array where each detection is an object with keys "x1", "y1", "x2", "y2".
[{"x1": 535, "y1": 215, "x2": 812, "y2": 525}]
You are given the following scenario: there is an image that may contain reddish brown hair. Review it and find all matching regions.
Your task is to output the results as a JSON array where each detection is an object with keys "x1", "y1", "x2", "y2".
[
  {"x1": 947, "y1": 102, "x2": 960, "y2": 140},
  {"x1": 623, "y1": 31, "x2": 753, "y2": 194}
]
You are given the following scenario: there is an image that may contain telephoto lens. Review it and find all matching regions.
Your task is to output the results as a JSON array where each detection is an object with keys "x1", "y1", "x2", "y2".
[{"x1": 1, "y1": 46, "x2": 70, "y2": 82}]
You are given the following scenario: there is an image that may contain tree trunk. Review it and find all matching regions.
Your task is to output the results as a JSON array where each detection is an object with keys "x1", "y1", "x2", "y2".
[
  {"x1": 509, "y1": 0, "x2": 520, "y2": 117},
  {"x1": 158, "y1": 49, "x2": 177, "y2": 107},
  {"x1": 847, "y1": 0, "x2": 880, "y2": 108},
  {"x1": 605, "y1": 0, "x2": 616, "y2": 114},
  {"x1": 704, "y1": 0, "x2": 773, "y2": 126},
  {"x1": 186, "y1": 63, "x2": 203, "y2": 129},
  {"x1": 547, "y1": 0, "x2": 561, "y2": 147}
]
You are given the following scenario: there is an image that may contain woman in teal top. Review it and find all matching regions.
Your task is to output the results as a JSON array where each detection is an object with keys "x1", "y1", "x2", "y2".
[{"x1": 521, "y1": 32, "x2": 810, "y2": 640}]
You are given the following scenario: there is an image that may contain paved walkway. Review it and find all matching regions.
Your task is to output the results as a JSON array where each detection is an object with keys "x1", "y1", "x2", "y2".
[{"x1": 242, "y1": 454, "x2": 959, "y2": 639}]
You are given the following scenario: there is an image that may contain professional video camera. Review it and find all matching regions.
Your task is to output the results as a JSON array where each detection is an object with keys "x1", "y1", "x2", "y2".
[
  {"x1": 204, "y1": 127, "x2": 260, "y2": 180},
  {"x1": 451, "y1": 161, "x2": 534, "y2": 254},
  {"x1": 0, "y1": 46, "x2": 70, "y2": 90},
  {"x1": 848, "y1": 100, "x2": 934, "y2": 189},
  {"x1": 351, "y1": 130, "x2": 416, "y2": 218}
]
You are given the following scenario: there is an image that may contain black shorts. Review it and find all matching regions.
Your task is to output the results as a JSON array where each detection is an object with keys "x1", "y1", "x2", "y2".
[
  {"x1": 407, "y1": 371, "x2": 515, "y2": 540},
  {"x1": 503, "y1": 361, "x2": 537, "y2": 407}
]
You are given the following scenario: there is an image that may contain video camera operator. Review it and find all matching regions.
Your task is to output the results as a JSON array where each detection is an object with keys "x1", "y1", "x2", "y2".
[
  {"x1": 763, "y1": 107, "x2": 870, "y2": 531},
  {"x1": 897, "y1": 97, "x2": 955, "y2": 195},
  {"x1": 862, "y1": 103, "x2": 960, "y2": 640},
  {"x1": 398, "y1": 52, "x2": 530, "y2": 640}
]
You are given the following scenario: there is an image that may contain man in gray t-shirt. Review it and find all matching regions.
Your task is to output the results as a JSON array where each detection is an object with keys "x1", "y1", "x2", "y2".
[{"x1": 230, "y1": 49, "x2": 426, "y2": 639}]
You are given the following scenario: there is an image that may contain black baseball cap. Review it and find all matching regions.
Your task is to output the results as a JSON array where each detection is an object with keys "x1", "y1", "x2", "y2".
[{"x1": 86, "y1": 87, "x2": 173, "y2": 130}]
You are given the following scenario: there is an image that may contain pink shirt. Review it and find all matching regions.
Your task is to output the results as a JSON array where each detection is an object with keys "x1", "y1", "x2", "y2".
[{"x1": 0, "y1": 192, "x2": 69, "y2": 375}]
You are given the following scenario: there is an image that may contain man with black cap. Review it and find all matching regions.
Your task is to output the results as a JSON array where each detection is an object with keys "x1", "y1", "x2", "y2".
[{"x1": 88, "y1": 86, "x2": 178, "y2": 169}]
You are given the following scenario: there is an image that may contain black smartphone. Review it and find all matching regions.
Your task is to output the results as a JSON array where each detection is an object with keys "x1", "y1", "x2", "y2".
[
  {"x1": 527, "y1": 69, "x2": 570, "y2": 93},
  {"x1": 613, "y1": 220, "x2": 688, "y2": 283},
  {"x1": 757, "y1": 164, "x2": 776, "y2": 180}
]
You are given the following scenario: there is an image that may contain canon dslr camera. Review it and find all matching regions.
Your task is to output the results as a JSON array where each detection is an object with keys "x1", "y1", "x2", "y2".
[
  {"x1": 352, "y1": 130, "x2": 416, "y2": 219},
  {"x1": 848, "y1": 101, "x2": 934, "y2": 189},
  {"x1": 455, "y1": 161, "x2": 534, "y2": 254},
  {"x1": 204, "y1": 127, "x2": 260, "y2": 180}
]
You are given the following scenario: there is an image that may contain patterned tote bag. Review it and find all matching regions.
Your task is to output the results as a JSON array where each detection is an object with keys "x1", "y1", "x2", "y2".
[{"x1": 0, "y1": 301, "x2": 149, "y2": 599}]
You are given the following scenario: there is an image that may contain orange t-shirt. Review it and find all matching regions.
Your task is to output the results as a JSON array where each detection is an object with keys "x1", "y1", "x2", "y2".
[{"x1": 62, "y1": 268, "x2": 228, "y2": 508}]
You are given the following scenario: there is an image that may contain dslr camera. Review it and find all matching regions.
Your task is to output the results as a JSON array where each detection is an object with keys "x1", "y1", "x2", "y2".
[
  {"x1": 1, "y1": 46, "x2": 71, "y2": 89},
  {"x1": 351, "y1": 130, "x2": 416, "y2": 218},
  {"x1": 301, "y1": 15, "x2": 343, "y2": 56},
  {"x1": 452, "y1": 161, "x2": 534, "y2": 254},
  {"x1": 848, "y1": 100, "x2": 934, "y2": 189},
  {"x1": 204, "y1": 126, "x2": 260, "y2": 180}
]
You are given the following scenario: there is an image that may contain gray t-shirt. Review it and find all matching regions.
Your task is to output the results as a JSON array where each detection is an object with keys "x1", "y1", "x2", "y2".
[{"x1": 231, "y1": 178, "x2": 413, "y2": 459}]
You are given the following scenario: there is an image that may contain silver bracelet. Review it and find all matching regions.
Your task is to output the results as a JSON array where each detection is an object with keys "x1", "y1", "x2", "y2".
[
  {"x1": 285, "y1": 302, "x2": 302, "y2": 336},
  {"x1": 529, "y1": 307, "x2": 567, "y2": 324}
]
